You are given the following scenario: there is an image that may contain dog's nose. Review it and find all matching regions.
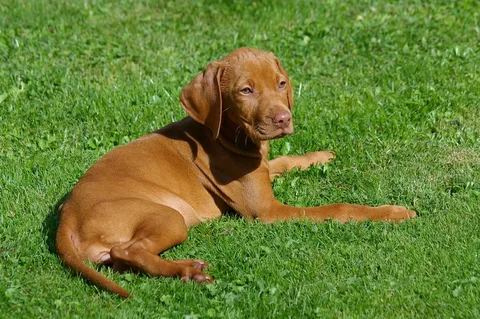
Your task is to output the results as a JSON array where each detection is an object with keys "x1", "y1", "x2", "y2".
[{"x1": 273, "y1": 111, "x2": 291, "y2": 128}]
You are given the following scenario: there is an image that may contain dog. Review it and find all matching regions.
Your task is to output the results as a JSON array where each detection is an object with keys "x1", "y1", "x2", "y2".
[{"x1": 56, "y1": 48, "x2": 416, "y2": 298}]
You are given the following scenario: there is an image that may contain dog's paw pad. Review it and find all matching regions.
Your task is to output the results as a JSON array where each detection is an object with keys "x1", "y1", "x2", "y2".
[
  {"x1": 193, "y1": 273, "x2": 214, "y2": 284},
  {"x1": 192, "y1": 260, "x2": 209, "y2": 269},
  {"x1": 180, "y1": 267, "x2": 214, "y2": 284}
]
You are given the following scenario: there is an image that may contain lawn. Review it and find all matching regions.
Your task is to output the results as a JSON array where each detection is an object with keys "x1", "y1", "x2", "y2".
[{"x1": 1, "y1": 0, "x2": 479, "y2": 317}]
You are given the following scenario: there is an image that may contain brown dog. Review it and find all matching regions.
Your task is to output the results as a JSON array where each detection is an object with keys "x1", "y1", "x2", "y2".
[{"x1": 56, "y1": 48, "x2": 416, "y2": 298}]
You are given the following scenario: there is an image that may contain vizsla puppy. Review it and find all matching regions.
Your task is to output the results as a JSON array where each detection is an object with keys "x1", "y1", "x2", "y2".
[{"x1": 56, "y1": 48, "x2": 415, "y2": 298}]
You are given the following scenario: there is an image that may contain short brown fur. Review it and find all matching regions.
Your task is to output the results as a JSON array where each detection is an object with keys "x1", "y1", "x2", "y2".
[{"x1": 56, "y1": 48, "x2": 415, "y2": 298}]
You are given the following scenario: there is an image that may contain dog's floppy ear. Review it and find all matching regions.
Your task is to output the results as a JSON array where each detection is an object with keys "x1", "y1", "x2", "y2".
[
  {"x1": 274, "y1": 57, "x2": 294, "y2": 110},
  {"x1": 180, "y1": 62, "x2": 225, "y2": 139}
]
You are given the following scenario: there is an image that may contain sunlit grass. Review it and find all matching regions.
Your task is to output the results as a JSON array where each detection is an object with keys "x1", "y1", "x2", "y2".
[{"x1": 1, "y1": 0, "x2": 479, "y2": 317}]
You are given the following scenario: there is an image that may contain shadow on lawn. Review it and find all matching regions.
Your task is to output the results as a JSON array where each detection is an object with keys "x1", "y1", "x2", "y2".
[{"x1": 44, "y1": 193, "x2": 71, "y2": 254}]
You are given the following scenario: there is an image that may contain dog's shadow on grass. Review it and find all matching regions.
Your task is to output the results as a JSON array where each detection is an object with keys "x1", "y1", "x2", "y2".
[
  {"x1": 44, "y1": 193, "x2": 70, "y2": 254},
  {"x1": 43, "y1": 192, "x2": 125, "y2": 292}
]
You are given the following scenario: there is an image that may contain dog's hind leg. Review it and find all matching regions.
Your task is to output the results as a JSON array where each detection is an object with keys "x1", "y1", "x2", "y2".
[{"x1": 107, "y1": 201, "x2": 213, "y2": 283}]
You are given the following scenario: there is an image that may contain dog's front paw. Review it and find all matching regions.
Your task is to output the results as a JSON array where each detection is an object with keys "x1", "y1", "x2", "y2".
[
  {"x1": 306, "y1": 151, "x2": 335, "y2": 166},
  {"x1": 375, "y1": 205, "x2": 417, "y2": 222}
]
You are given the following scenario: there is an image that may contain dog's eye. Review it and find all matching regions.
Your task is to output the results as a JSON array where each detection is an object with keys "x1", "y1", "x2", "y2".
[
  {"x1": 279, "y1": 81, "x2": 287, "y2": 89},
  {"x1": 240, "y1": 87, "x2": 253, "y2": 95}
]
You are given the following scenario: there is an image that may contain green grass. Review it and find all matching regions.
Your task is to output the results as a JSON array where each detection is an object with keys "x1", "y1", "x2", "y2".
[{"x1": 1, "y1": 0, "x2": 479, "y2": 317}]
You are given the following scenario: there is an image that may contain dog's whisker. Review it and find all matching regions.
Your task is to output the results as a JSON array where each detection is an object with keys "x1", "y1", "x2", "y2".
[
  {"x1": 254, "y1": 123, "x2": 263, "y2": 134},
  {"x1": 235, "y1": 126, "x2": 241, "y2": 146}
]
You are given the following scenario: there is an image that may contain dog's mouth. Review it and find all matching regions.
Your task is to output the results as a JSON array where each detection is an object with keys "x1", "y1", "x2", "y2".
[{"x1": 249, "y1": 122, "x2": 294, "y2": 141}]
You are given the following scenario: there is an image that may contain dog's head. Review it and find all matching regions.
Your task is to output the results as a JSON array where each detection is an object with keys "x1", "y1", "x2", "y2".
[{"x1": 180, "y1": 48, "x2": 294, "y2": 142}]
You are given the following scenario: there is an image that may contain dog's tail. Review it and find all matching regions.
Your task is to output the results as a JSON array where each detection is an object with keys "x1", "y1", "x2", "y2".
[{"x1": 56, "y1": 221, "x2": 131, "y2": 299}]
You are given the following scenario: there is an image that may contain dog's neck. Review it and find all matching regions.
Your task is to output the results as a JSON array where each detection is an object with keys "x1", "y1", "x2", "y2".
[{"x1": 218, "y1": 115, "x2": 264, "y2": 159}]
